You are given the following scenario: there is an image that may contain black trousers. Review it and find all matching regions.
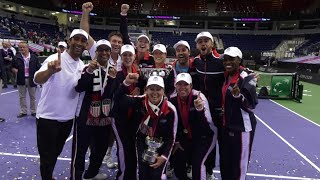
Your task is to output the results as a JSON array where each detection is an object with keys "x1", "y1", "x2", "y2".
[
  {"x1": 112, "y1": 120, "x2": 138, "y2": 180},
  {"x1": 3, "y1": 64, "x2": 15, "y2": 86},
  {"x1": 173, "y1": 135, "x2": 215, "y2": 180},
  {"x1": 172, "y1": 141, "x2": 192, "y2": 180},
  {"x1": 70, "y1": 120, "x2": 110, "y2": 180},
  {"x1": 36, "y1": 118, "x2": 73, "y2": 180},
  {"x1": 219, "y1": 128, "x2": 255, "y2": 180}
]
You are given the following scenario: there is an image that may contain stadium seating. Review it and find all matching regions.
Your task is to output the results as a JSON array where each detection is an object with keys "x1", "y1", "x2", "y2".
[
  {"x1": 220, "y1": 34, "x2": 284, "y2": 52},
  {"x1": 295, "y1": 34, "x2": 320, "y2": 56}
]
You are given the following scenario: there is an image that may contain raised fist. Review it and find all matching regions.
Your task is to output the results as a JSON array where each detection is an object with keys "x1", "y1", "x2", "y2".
[
  {"x1": 87, "y1": 59, "x2": 99, "y2": 73},
  {"x1": 124, "y1": 73, "x2": 139, "y2": 85},
  {"x1": 121, "y1": 4, "x2": 130, "y2": 14},
  {"x1": 82, "y1": 2, "x2": 94, "y2": 13}
]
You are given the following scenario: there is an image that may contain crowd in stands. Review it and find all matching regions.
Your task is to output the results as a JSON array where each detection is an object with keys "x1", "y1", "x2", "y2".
[{"x1": 0, "y1": 14, "x2": 65, "y2": 47}]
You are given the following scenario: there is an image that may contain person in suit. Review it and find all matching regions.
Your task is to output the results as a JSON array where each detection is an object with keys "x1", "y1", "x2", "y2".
[
  {"x1": 11, "y1": 41, "x2": 41, "y2": 118},
  {"x1": 0, "y1": 54, "x2": 6, "y2": 122}
]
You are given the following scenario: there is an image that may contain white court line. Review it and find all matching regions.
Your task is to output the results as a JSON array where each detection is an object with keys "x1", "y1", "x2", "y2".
[
  {"x1": 212, "y1": 170, "x2": 320, "y2": 180},
  {"x1": 256, "y1": 115, "x2": 320, "y2": 173},
  {"x1": 269, "y1": 99, "x2": 320, "y2": 128},
  {"x1": 0, "y1": 152, "x2": 71, "y2": 161},
  {"x1": 66, "y1": 135, "x2": 73, "y2": 142},
  {"x1": 1, "y1": 90, "x2": 18, "y2": 95},
  {"x1": 0, "y1": 152, "x2": 317, "y2": 180}
]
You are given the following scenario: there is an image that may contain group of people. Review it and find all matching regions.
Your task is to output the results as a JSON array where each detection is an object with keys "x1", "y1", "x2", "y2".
[
  {"x1": 0, "y1": 40, "x2": 43, "y2": 122},
  {"x1": 31, "y1": 2, "x2": 258, "y2": 180}
]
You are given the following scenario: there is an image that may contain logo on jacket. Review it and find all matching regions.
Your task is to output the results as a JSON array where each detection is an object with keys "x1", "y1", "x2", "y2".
[
  {"x1": 102, "y1": 99, "x2": 111, "y2": 116},
  {"x1": 90, "y1": 101, "x2": 101, "y2": 117}
]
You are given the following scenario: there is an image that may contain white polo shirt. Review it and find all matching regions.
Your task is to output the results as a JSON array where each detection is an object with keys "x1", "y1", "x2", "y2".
[{"x1": 34, "y1": 51, "x2": 85, "y2": 121}]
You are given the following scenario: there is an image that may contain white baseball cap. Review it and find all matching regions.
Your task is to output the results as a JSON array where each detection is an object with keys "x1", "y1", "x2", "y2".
[
  {"x1": 121, "y1": 44, "x2": 135, "y2": 55},
  {"x1": 175, "y1": 73, "x2": 192, "y2": 85},
  {"x1": 96, "y1": 39, "x2": 111, "y2": 49},
  {"x1": 58, "y1": 41, "x2": 67, "y2": 48},
  {"x1": 146, "y1": 75, "x2": 164, "y2": 88},
  {"x1": 69, "y1": 29, "x2": 89, "y2": 40},
  {"x1": 195, "y1": 31, "x2": 213, "y2": 42},
  {"x1": 137, "y1": 34, "x2": 150, "y2": 42},
  {"x1": 221, "y1": 47, "x2": 243, "y2": 59},
  {"x1": 173, "y1": 40, "x2": 190, "y2": 51},
  {"x1": 152, "y1": 44, "x2": 167, "y2": 53}
]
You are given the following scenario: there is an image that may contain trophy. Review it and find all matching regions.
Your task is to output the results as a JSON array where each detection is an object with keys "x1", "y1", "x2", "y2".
[
  {"x1": 139, "y1": 65, "x2": 172, "y2": 80},
  {"x1": 142, "y1": 136, "x2": 164, "y2": 164}
]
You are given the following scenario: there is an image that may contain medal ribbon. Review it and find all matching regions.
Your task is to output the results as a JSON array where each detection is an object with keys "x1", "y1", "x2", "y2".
[{"x1": 177, "y1": 92, "x2": 193, "y2": 139}]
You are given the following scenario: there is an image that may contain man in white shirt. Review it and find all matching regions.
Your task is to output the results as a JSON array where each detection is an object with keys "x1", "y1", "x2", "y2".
[{"x1": 33, "y1": 29, "x2": 88, "y2": 180}]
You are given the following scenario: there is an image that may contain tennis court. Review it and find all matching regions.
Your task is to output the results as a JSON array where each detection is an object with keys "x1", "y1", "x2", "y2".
[{"x1": 0, "y1": 80, "x2": 319, "y2": 179}]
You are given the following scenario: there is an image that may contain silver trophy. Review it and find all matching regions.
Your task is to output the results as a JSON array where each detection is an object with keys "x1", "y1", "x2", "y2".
[
  {"x1": 139, "y1": 65, "x2": 172, "y2": 80},
  {"x1": 142, "y1": 136, "x2": 164, "y2": 164}
]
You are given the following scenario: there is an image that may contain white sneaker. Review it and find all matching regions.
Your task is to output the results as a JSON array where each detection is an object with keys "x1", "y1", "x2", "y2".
[
  {"x1": 166, "y1": 164, "x2": 174, "y2": 178},
  {"x1": 206, "y1": 172, "x2": 218, "y2": 180},
  {"x1": 83, "y1": 173, "x2": 107, "y2": 180},
  {"x1": 186, "y1": 165, "x2": 192, "y2": 179},
  {"x1": 103, "y1": 154, "x2": 118, "y2": 169}
]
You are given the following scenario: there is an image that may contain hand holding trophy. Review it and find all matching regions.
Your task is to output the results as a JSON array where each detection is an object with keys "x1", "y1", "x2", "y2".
[{"x1": 142, "y1": 136, "x2": 164, "y2": 165}]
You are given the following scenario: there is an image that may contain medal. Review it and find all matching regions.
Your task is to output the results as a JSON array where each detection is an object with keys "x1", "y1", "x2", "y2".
[{"x1": 183, "y1": 129, "x2": 188, "y2": 134}]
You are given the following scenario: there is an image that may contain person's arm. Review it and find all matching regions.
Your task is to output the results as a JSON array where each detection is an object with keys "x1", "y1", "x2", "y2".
[
  {"x1": 34, "y1": 51, "x2": 61, "y2": 85},
  {"x1": 36, "y1": 55, "x2": 41, "y2": 71},
  {"x1": 11, "y1": 56, "x2": 18, "y2": 74},
  {"x1": 194, "y1": 91, "x2": 217, "y2": 135},
  {"x1": 120, "y1": 4, "x2": 131, "y2": 45},
  {"x1": 80, "y1": 2, "x2": 95, "y2": 49},
  {"x1": 0, "y1": 55, "x2": 4, "y2": 80},
  {"x1": 113, "y1": 73, "x2": 140, "y2": 107},
  {"x1": 240, "y1": 76, "x2": 258, "y2": 109},
  {"x1": 160, "y1": 104, "x2": 178, "y2": 160},
  {"x1": 165, "y1": 68, "x2": 176, "y2": 97}
]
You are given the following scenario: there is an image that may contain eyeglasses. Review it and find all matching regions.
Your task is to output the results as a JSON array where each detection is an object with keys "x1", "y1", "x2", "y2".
[{"x1": 97, "y1": 48, "x2": 110, "y2": 52}]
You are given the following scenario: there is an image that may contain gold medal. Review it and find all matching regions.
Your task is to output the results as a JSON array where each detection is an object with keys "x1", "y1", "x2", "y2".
[{"x1": 183, "y1": 129, "x2": 188, "y2": 134}]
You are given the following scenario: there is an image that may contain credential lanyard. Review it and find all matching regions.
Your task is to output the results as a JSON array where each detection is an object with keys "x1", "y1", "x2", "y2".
[{"x1": 99, "y1": 62, "x2": 111, "y2": 96}]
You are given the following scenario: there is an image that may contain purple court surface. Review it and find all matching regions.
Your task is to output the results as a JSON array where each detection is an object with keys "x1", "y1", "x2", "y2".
[{"x1": 1, "y1": 86, "x2": 320, "y2": 179}]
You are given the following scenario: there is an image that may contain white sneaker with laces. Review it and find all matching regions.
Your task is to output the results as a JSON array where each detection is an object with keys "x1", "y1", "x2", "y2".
[
  {"x1": 103, "y1": 154, "x2": 118, "y2": 169},
  {"x1": 166, "y1": 163, "x2": 174, "y2": 178},
  {"x1": 187, "y1": 165, "x2": 192, "y2": 179},
  {"x1": 206, "y1": 172, "x2": 218, "y2": 180},
  {"x1": 82, "y1": 173, "x2": 107, "y2": 180}
]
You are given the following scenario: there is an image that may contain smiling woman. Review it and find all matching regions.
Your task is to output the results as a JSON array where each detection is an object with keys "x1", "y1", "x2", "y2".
[{"x1": 112, "y1": 74, "x2": 178, "y2": 180}]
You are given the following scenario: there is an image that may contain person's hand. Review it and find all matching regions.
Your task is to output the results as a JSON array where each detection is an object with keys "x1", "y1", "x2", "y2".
[
  {"x1": 172, "y1": 142, "x2": 184, "y2": 155},
  {"x1": 149, "y1": 156, "x2": 167, "y2": 169},
  {"x1": 82, "y1": 2, "x2": 93, "y2": 13},
  {"x1": 48, "y1": 50, "x2": 62, "y2": 74},
  {"x1": 4, "y1": 56, "x2": 12, "y2": 61},
  {"x1": 108, "y1": 66, "x2": 117, "y2": 78},
  {"x1": 87, "y1": 58, "x2": 99, "y2": 73},
  {"x1": 130, "y1": 87, "x2": 140, "y2": 96},
  {"x1": 124, "y1": 73, "x2": 139, "y2": 85},
  {"x1": 121, "y1": 4, "x2": 130, "y2": 14},
  {"x1": 194, "y1": 92, "x2": 204, "y2": 110},
  {"x1": 253, "y1": 72, "x2": 260, "y2": 82},
  {"x1": 12, "y1": 68, "x2": 18, "y2": 74},
  {"x1": 232, "y1": 84, "x2": 240, "y2": 96}
]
